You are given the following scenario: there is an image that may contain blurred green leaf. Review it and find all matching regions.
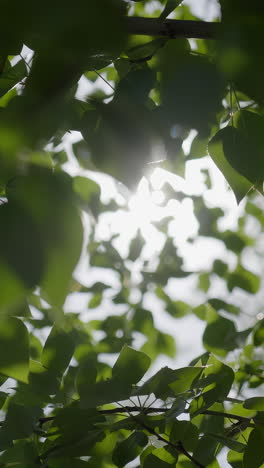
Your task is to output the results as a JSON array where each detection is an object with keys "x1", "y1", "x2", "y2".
[
  {"x1": 203, "y1": 310, "x2": 242, "y2": 356},
  {"x1": 253, "y1": 319, "x2": 264, "y2": 346},
  {"x1": 244, "y1": 397, "x2": 264, "y2": 411},
  {"x1": 208, "y1": 127, "x2": 252, "y2": 203},
  {"x1": 41, "y1": 325, "x2": 75, "y2": 375},
  {"x1": 160, "y1": 0, "x2": 184, "y2": 20},
  {"x1": 0, "y1": 317, "x2": 29, "y2": 382},
  {"x1": 208, "y1": 299, "x2": 239, "y2": 315},
  {"x1": 227, "y1": 265, "x2": 260, "y2": 294},
  {"x1": 0, "y1": 404, "x2": 41, "y2": 449}
]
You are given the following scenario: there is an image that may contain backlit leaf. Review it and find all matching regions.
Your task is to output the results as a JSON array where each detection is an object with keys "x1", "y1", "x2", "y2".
[
  {"x1": 112, "y1": 345, "x2": 151, "y2": 385},
  {"x1": 208, "y1": 127, "x2": 252, "y2": 203}
]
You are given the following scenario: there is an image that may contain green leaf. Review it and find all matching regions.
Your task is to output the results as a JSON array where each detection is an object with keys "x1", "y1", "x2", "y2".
[
  {"x1": 190, "y1": 355, "x2": 234, "y2": 414},
  {"x1": 203, "y1": 310, "x2": 238, "y2": 356},
  {"x1": 160, "y1": 43, "x2": 225, "y2": 132},
  {"x1": 141, "y1": 330, "x2": 172, "y2": 360},
  {"x1": 160, "y1": 0, "x2": 184, "y2": 20},
  {"x1": 0, "y1": 60, "x2": 27, "y2": 98},
  {"x1": 0, "y1": 404, "x2": 41, "y2": 449},
  {"x1": 208, "y1": 127, "x2": 252, "y2": 203},
  {"x1": 152, "y1": 446, "x2": 178, "y2": 465},
  {"x1": 169, "y1": 367, "x2": 203, "y2": 394},
  {"x1": 114, "y1": 58, "x2": 130, "y2": 79},
  {"x1": 6, "y1": 171, "x2": 83, "y2": 308},
  {"x1": 135, "y1": 366, "x2": 202, "y2": 399},
  {"x1": 0, "y1": 203, "x2": 45, "y2": 291},
  {"x1": 0, "y1": 440, "x2": 38, "y2": 465},
  {"x1": 127, "y1": 38, "x2": 167, "y2": 62},
  {"x1": 29, "y1": 326, "x2": 75, "y2": 396},
  {"x1": 243, "y1": 427, "x2": 264, "y2": 468},
  {"x1": 76, "y1": 377, "x2": 132, "y2": 408},
  {"x1": 45, "y1": 430, "x2": 105, "y2": 459},
  {"x1": 40, "y1": 201, "x2": 83, "y2": 307},
  {"x1": 0, "y1": 83, "x2": 17, "y2": 108},
  {"x1": 76, "y1": 360, "x2": 97, "y2": 402},
  {"x1": 73, "y1": 176, "x2": 101, "y2": 215},
  {"x1": 170, "y1": 420, "x2": 199, "y2": 452},
  {"x1": 208, "y1": 299, "x2": 239, "y2": 315},
  {"x1": 112, "y1": 345, "x2": 151, "y2": 385},
  {"x1": 143, "y1": 453, "x2": 175, "y2": 467},
  {"x1": 128, "y1": 229, "x2": 145, "y2": 261},
  {"x1": 198, "y1": 272, "x2": 210, "y2": 292},
  {"x1": 110, "y1": 416, "x2": 140, "y2": 433},
  {"x1": 48, "y1": 458, "x2": 93, "y2": 468},
  {"x1": 206, "y1": 432, "x2": 246, "y2": 453},
  {"x1": 188, "y1": 134, "x2": 209, "y2": 160},
  {"x1": 232, "y1": 110, "x2": 264, "y2": 185},
  {"x1": 0, "y1": 391, "x2": 7, "y2": 409},
  {"x1": 253, "y1": 318, "x2": 264, "y2": 346},
  {"x1": 222, "y1": 230, "x2": 254, "y2": 254},
  {"x1": 192, "y1": 435, "x2": 219, "y2": 467},
  {"x1": 41, "y1": 325, "x2": 75, "y2": 375},
  {"x1": 0, "y1": 317, "x2": 29, "y2": 382},
  {"x1": 112, "y1": 431, "x2": 148, "y2": 467},
  {"x1": 53, "y1": 407, "x2": 104, "y2": 438},
  {"x1": 155, "y1": 287, "x2": 190, "y2": 317},
  {"x1": 165, "y1": 397, "x2": 186, "y2": 419},
  {"x1": 88, "y1": 293, "x2": 103, "y2": 309},
  {"x1": 213, "y1": 259, "x2": 228, "y2": 277},
  {"x1": 244, "y1": 397, "x2": 264, "y2": 411},
  {"x1": 227, "y1": 449, "x2": 244, "y2": 468},
  {"x1": 42, "y1": 408, "x2": 105, "y2": 458},
  {"x1": 134, "y1": 366, "x2": 176, "y2": 399},
  {"x1": 156, "y1": 331, "x2": 176, "y2": 358},
  {"x1": 227, "y1": 265, "x2": 260, "y2": 294}
]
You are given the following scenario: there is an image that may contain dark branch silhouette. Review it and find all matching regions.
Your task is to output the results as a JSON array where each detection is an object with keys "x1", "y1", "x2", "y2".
[{"x1": 125, "y1": 17, "x2": 221, "y2": 39}]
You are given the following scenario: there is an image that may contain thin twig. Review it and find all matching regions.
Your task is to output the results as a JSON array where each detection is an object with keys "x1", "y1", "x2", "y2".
[
  {"x1": 93, "y1": 69, "x2": 115, "y2": 91},
  {"x1": 136, "y1": 417, "x2": 205, "y2": 468},
  {"x1": 110, "y1": 402, "x2": 205, "y2": 468},
  {"x1": 202, "y1": 409, "x2": 254, "y2": 425}
]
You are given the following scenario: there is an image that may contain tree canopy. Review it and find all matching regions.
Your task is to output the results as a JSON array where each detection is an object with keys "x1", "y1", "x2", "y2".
[{"x1": 0, "y1": 1, "x2": 263, "y2": 467}]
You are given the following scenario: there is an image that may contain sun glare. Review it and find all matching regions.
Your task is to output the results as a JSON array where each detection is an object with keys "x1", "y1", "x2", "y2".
[
  {"x1": 128, "y1": 177, "x2": 164, "y2": 229},
  {"x1": 107, "y1": 168, "x2": 205, "y2": 260}
]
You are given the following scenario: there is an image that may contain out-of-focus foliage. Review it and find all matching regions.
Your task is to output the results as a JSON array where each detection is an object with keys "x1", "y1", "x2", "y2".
[{"x1": 0, "y1": 0, "x2": 263, "y2": 467}]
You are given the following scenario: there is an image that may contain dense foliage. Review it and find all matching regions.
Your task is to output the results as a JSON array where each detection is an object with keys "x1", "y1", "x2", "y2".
[{"x1": 0, "y1": 0, "x2": 263, "y2": 467}]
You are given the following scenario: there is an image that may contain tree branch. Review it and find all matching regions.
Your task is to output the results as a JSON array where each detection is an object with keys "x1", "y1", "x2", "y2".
[
  {"x1": 38, "y1": 405, "x2": 254, "y2": 426},
  {"x1": 125, "y1": 17, "x2": 221, "y2": 40},
  {"x1": 136, "y1": 417, "x2": 205, "y2": 468}
]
